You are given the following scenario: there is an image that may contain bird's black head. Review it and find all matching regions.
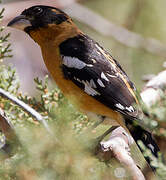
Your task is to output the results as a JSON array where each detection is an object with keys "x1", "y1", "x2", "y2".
[{"x1": 7, "y1": 5, "x2": 69, "y2": 34}]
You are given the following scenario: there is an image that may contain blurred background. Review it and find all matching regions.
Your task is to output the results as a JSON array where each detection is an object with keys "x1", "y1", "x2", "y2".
[{"x1": 1, "y1": 0, "x2": 166, "y2": 94}]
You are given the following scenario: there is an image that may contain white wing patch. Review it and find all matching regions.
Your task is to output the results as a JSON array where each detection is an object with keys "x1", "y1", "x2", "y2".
[
  {"x1": 90, "y1": 79, "x2": 97, "y2": 88},
  {"x1": 62, "y1": 56, "x2": 93, "y2": 69},
  {"x1": 101, "y1": 72, "x2": 109, "y2": 81},
  {"x1": 87, "y1": 64, "x2": 93, "y2": 67},
  {"x1": 91, "y1": 58, "x2": 96, "y2": 63},
  {"x1": 73, "y1": 77, "x2": 99, "y2": 96},
  {"x1": 106, "y1": 73, "x2": 117, "y2": 78},
  {"x1": 62, "y1": 56, "x2": 86, "y2": 69},
  {"x1": 126, "y1": 106, "x2": 135, "y2": 112},
  {"x1": 97, "y1": 79, "x2": 105, "y2": 87},
  {"x1": 82, "y1": 80, "x2": 100, "y2": 96},
  {"x1": 115, "y1": 103, "x2": 125, "y2": 110},
  {"x1": 148, "y1": 144, "x2": 155, "y2": 153},
  {"x1": 115, "y1": 103, "x2": 135, "y2": 113}
]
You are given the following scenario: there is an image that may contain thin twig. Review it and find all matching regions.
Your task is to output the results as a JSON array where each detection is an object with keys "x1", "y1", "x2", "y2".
[{"x1": 0, "y1": 88, "x2": 52, "y2": 134}]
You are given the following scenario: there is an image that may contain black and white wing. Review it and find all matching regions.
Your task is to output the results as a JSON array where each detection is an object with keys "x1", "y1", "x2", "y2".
[{"x1": 59, "y1": 34, "x2": 138, "y2": 119}]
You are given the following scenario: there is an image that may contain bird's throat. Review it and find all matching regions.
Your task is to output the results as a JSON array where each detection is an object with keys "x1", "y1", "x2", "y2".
[{"x1": 29, "y1": 22, "x2": 81, "y2": 46}]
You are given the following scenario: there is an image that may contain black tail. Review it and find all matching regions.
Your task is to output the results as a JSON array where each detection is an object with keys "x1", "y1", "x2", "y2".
[{"x1": 125, "y1": 119, "x2": 160, "y2": 171}]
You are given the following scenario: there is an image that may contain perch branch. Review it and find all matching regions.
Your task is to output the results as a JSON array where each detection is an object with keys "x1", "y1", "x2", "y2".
[{"x1": 101, "y1": 127, "x2": 145, "y2": 180}]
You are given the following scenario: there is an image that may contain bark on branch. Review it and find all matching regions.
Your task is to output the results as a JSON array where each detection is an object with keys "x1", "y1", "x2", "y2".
[{"x1": 101, "y1": 127, "x2": 145, "y2": 180}]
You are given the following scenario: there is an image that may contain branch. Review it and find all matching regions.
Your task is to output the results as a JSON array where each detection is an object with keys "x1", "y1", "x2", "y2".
[
  {"x1": 0, "y1": 88, "x2": 52, "y2": 134},
  {"x1": 100, "y1": 127, "x2": 145, "y2": 180}
]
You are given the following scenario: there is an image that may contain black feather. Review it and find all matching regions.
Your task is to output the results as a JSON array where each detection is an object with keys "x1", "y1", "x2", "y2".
[{"x1": 60, "y1": 34, "x2": 137, "y2": 118}]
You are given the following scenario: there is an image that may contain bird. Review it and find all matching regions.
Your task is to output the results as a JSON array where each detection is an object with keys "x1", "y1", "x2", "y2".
[{"x1": 7, "y1": 5, "x2": 160, "y2": 170}]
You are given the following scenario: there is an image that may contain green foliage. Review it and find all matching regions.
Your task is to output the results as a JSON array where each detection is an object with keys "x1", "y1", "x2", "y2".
[
  {"x1": 0, "y1": 65, "x2": 19, "y2": 93},
  {"x1": 0, "y1": 8, "x2": 12, "y2": 60},
  {"x1": 141, "y1": 92, "x2": 166, "y2": 138},
  {"x1": 138, "y1": 141, "x2": 166, "y2": 180}
]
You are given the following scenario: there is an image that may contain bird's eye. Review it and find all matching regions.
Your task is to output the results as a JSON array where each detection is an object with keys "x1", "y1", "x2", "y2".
[{"x1": 33, "y1": 7, "x2": 43, "y2": 15}]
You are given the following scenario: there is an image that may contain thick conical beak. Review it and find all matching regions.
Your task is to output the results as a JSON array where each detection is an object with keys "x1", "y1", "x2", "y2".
[{"x1": 7, "y1": 15, "x2": 31, "y2": 31}]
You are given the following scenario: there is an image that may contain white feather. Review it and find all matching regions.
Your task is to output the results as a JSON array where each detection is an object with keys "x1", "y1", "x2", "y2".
[
  {"x1": 148, "y1": 144, "x2": 155, "y2": 153},
  {"x1": 106, "y1": 73, "x2": 117, "y2": 78},
  {"x1": 126, "y1": 106, "x2": 134, "y2": 112},
  {"x1": 101, "y1": 72, "x2": 109, "y2": 81},
  {"x1": 82, "y1": 80, "x2": 100, "y2": 96},
  {"x1": 90, "y1": 79, "x2": 97, "y2": 88},
  {"x1": 62, "y1": 56, "x2": 86, "y2": 69},
  {"x1": 115, "y1": 103, "x2": 125, "y2": 110},
  {"x1": 97, "y1": 79, "x2": 105, "y2": 87}
]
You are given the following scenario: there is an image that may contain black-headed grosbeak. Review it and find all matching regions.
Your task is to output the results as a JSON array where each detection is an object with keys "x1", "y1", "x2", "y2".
[{"x1": 8, "y1": 5, "x2": 160, "y2": 170}]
